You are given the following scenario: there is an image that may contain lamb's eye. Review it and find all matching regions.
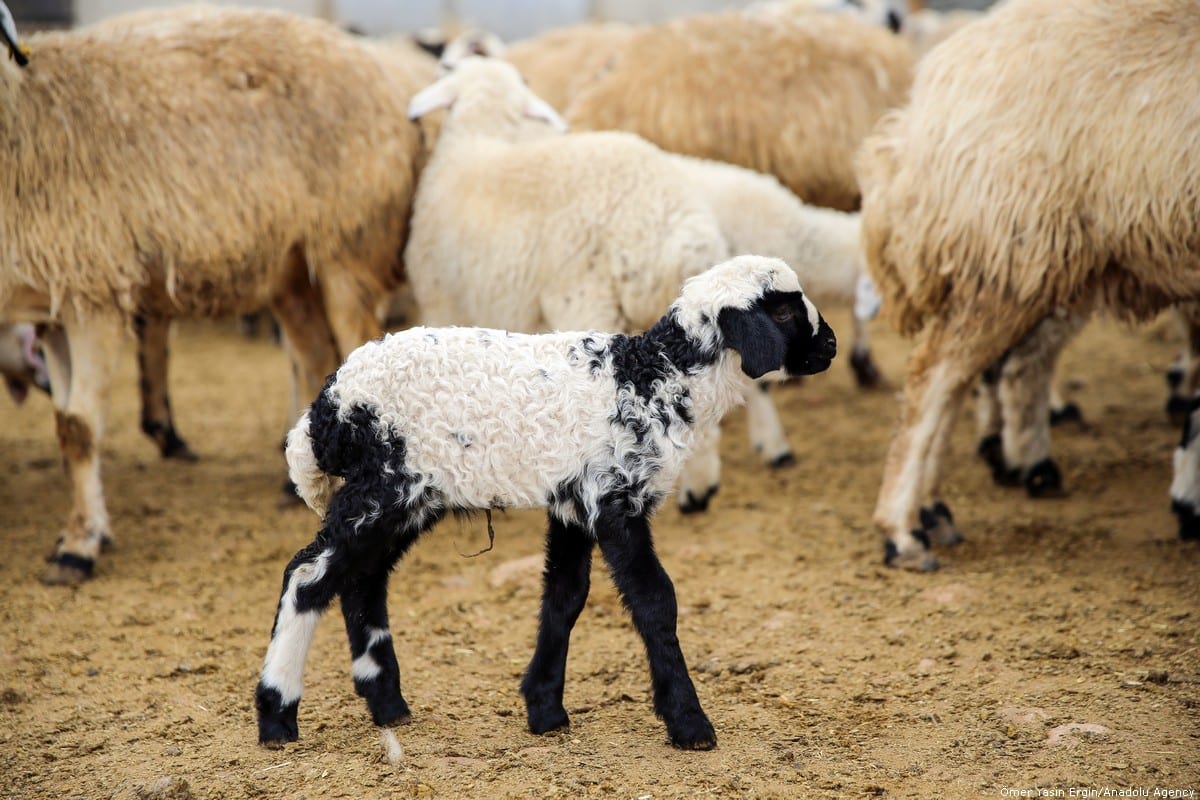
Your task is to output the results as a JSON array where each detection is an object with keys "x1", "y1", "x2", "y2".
[{"x1": 771, "y1": 307, "x2": 795, "y2": 324}]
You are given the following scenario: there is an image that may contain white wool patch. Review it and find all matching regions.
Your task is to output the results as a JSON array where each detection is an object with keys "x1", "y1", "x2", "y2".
[{"x1": 259, "y1": 550, "x2": 332, "y2": 704}]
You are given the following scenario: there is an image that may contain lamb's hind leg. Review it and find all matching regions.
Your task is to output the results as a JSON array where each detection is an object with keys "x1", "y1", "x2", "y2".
[
  {"x1": 521, "y1": 513, "x2": 594, "y2": 735},
  {"x1": 595, "y1": 503, "x2": 714, "y2": 750}
]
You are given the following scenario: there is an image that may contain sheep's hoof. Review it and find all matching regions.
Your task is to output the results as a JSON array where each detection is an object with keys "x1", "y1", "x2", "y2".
[
  {"x1": 1024, "y1": 459, "x2": 1064, "y2": 498},
  {"x1": 256, "y1": 686, "x2": 300, "y2": 746},
  {"x1": 884, "y1": 536, "x2": 940, "y2": 572},
  {"x1": 919, "y1": 502, "x2": 963, "y2": 546},
  {"x1": 1049, "y1": 402, "x2": 1083, "y2": 427},
  {"x1": 1171, "y1": 499, "x2": 1200, "y2": 541},
  {"x1": 40, "y1": 554, "x2": 94, "y2": 585},
  {"x1": 977, "y1": 434, "x2": 1005, "y2": 471},
  {"x1": 1166, "y1": 395, "x2": 1192, "y2": 428},
  {"x1": 678, "y1": 486, "x2": 717, "y2": 514},
  {"x1": 849, "y1": 350, "x2": 885, "y2": 390},
  {"x1": 667, "y1": 713, "x2": 717, "y2": 751},
  {"x1": 161, "y1": 433, "x2": 199, "y2": 462},
  {"x1": 767, "y1": 451, "x2": 796, "y2": 469}
]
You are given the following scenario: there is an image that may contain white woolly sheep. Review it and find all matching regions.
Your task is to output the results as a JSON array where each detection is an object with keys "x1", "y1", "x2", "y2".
[
  {"x1": 0, "y1": 4, "x2": 435, "y2": 584},
  {"x1": 562, "y1": 9, "x2": 914, "y2": 213},
  {"x1": 747, "y1": 0, "x2": 909, "y2": 33},
  {"x1": 254, "y1": 255, "x2": 838, "y2": 753},
  {"x1": 404, "y1": 57, "x2": 762, "y2": 510},
  {"x1": 668, "y1": 154, "x2": 885, "y2": 391},
  {"x1": 857, "y1": 0, "x2": 1200, "y2": 570}
]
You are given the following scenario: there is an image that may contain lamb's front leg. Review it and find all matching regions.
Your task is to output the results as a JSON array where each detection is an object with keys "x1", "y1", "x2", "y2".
[
  {"x1": 521, "y1": 514, "x2": 594, "y2": 735},
  {"x1": 596, "y1": 509, "x2": 715, "y2": 750},
  {"x1": 677, "y1": 423, "x2": 720, "y2": 513}
]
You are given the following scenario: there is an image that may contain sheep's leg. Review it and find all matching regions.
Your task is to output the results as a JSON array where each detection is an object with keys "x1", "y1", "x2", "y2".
[
  {"x1": 875, "y1": 320, "x2": 994, "y2": 571},
  {"x1": 745, "y1": 382, "x2": 794, "y2": 467},
  {"x1": 40, "y1": 313, "x2": 124, "y2": 585},
  {"x1": 256, "y1": 538, "x2": 340, "y2": 747},
  {"x1": 521, "y1": 514, "x2": 594, "y2": 735},
  {"x1": 677, "y1": 423, "x2": 720, "y2": 513},
  {"x1": 320, "y1": 269, "x2": 384, "y2": 360},
  {"x1": 1170, "y1": 394, "x2": 1200, "y2": 540},
  {"x1": 1166, "y1": 303, "x2": 1200, "y2": 425},
  {"x1": 995, "y1": 310, "x2": 1087, "y2": 497},
  {"x1": 133, "y1": 314, "x2": 196, "y2": 461},
  {"x1": 975, "y1": 360, "x2": 1005, "y2": 480},
  {"x1": 340, "y1": 559, "x2": 413, "y2": 728},
  {"x1": 849, "y1": 314, "x2": 884, "y2": 389},
  {"x1": 596, "y1": 511, "x2": 715, "y2": 750}
]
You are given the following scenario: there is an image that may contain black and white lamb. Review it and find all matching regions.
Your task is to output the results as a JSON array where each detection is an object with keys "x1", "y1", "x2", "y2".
[{"x1": 255, "y1": 255, "x2": 837, "y2": 752}]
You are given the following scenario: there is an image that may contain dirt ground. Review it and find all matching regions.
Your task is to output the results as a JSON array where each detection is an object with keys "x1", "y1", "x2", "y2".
[{"x1": 1, "y1": 312, "x2": 1197, "y2": 800}]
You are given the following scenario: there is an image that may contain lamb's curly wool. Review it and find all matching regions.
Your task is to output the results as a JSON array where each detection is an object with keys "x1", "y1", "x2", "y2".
[
  {"x1": 0, "y1": 4, "x2": 435, "y2": 584},
  {"x1": 257, "y1": 256, "x2": 837, "y2": 755},
  {"x1": 856, "y1": 0, "x2": 1200, "y2": 570}
]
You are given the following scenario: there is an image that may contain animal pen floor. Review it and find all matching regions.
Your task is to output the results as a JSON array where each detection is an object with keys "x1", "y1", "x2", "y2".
[{"x1": 1, "y1": 314, "x2": 1197, "y2": 800}]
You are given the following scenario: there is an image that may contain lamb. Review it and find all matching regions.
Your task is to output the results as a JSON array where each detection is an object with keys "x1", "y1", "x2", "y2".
[
  {"x1": 403, "y1": 57, "x2": 763, "y2": 509},
  {"x1": 747, "y1": 0, "x2": 909, "y2": 33},
  {"x1": 254, "y1": 255, "x2": 838, "y2": 753},
  {"x1": 562, "y1": 9, "x2": 914, "y2": 212},
  {"x1": 0, "y1": 4, "x2": 435, "y2": 584},
  {"x1": 667, "y1": 154, "x2": 885, "y2": 389},
  {"x1": 856, "y1": 0, "x2": 1200, "y2": 570}
]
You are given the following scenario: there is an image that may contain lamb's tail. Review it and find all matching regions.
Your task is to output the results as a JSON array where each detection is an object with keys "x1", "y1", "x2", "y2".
[{"x1": 285, "y1": 408, "x2": 338, "y2": 519}]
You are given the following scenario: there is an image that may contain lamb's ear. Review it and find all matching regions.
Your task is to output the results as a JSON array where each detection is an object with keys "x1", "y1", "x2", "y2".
[
  {"x1": 408, "y1": 80, "x2": 458, "y2": 120},
  {"x1": 717, "y1": 306, "x2": 786, "y2": 379},
  {"x1": 523, "y1": 93, "x2": 568, "y2": 132}
]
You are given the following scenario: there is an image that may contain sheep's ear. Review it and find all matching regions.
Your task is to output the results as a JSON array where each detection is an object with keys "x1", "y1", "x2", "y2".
[
  {"x1": 717, "y1": 306, "x2": 786, "y2": 379},
  {"x1": 522, "y1": 94, "x2": 568, "y2": 132},
  {"x1": 408, "y1": 80, "x2": 458, "y2": 120}
]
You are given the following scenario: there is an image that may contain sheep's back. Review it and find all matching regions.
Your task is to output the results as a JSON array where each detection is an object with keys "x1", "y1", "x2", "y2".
[
  {"x1": 564, "y1": 11, "x2": 913, "y2": 211},
  {"x1": 858, "y1": 0, "x2": 1200, "y2": 336},
  {"x1": 0, "y1": 5, "x2": 429, "y2": 318},
  {"x1": 405, "y1": 131, "x2": 726, "y2": 332}
]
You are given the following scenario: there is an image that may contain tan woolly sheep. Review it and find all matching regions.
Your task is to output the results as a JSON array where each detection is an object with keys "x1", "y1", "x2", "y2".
[
  {"x1": 0, "y1": 4, "x2": 435, "y2": 584},
  {"x1": 563, "y1": 9, "x2": 914, "y2": 212},
  {"x1": 857, "y1": 0, "x2": 1200, "y2": 570}
]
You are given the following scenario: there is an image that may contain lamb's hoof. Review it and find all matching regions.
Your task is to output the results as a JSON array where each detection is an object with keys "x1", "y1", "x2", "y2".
[
  {"x1": 884, "y1": 535, "x2": 940, "y2": 572},
  {"x1": 1049, "y1": 402, "x2": 1083, "y2": 427},
  {"x1": 977, "y1": 434, "x2": 1005, "y2": 472},
  {"x1": 256, "y1": 686, "x2": 300, "y2": 747},
  {"x1": 40, "y1": 554, "x2": 94, "y2": 585},
  {"x1": 1024, "y1": 458, "x2": 1064, "y2": 498},
  {"x1": 1166, "y1": 395, "x2": 1192, "y2": 428},
  {"x1": 678, "y1": 486, "x2": 717, "y2": 514},
  {"x1": 526, "y1": 706, "x2": 570, "y2": 735},
  {"x1": 767, "y1": 451, "x2": 796, "y2": 469},
  {"x1": 667, "y1": 712, "x2": 717, "y2": 751},
  {"x1": 850, "y1": 350, "x2": 885, "y2": 390},
  {"x1": 1171, "y1": 499, "x2": 1200, "y2": 541},
  {"x1": 919, "y1": 502, "x2": 963, "y2": 546}
]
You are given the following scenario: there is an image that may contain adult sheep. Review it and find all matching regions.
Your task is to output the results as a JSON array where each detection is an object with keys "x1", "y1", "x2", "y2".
[
  {"x1": 404, "y1": 57, "x2": 757, "y2": 510},
  {"x1": 0, "y1": 4, "x2": 434, "y2": 584},
  {"x1": 254, "y1": 255, "x2": 838, "y2": 753},
  {"x1": 857, "y1": 0, "x2": 1200, "y2": 570},
  {"x1": 563, "y1": 9, "x2": 914, "y2": 213}
]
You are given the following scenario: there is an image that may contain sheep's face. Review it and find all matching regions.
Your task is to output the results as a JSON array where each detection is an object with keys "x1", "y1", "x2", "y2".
[{"x1": 717, "y1": 290, "x2": 837, "y2": 380}]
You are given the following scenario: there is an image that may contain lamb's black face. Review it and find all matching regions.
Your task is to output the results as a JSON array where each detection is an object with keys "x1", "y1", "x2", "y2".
[{"x1": 717, "y1": 290, "x2": 837, "y2": 379}]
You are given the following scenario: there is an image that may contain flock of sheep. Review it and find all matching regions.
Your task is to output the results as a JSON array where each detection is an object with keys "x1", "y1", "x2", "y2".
[{"x1": 1, "y1": 0, "x2": 1197, "y2": 753}]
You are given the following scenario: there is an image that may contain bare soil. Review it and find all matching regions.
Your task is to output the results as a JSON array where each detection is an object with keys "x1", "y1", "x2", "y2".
[{"x1": 1, "y1": 314, "x2": 1197, "y2": 800}]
